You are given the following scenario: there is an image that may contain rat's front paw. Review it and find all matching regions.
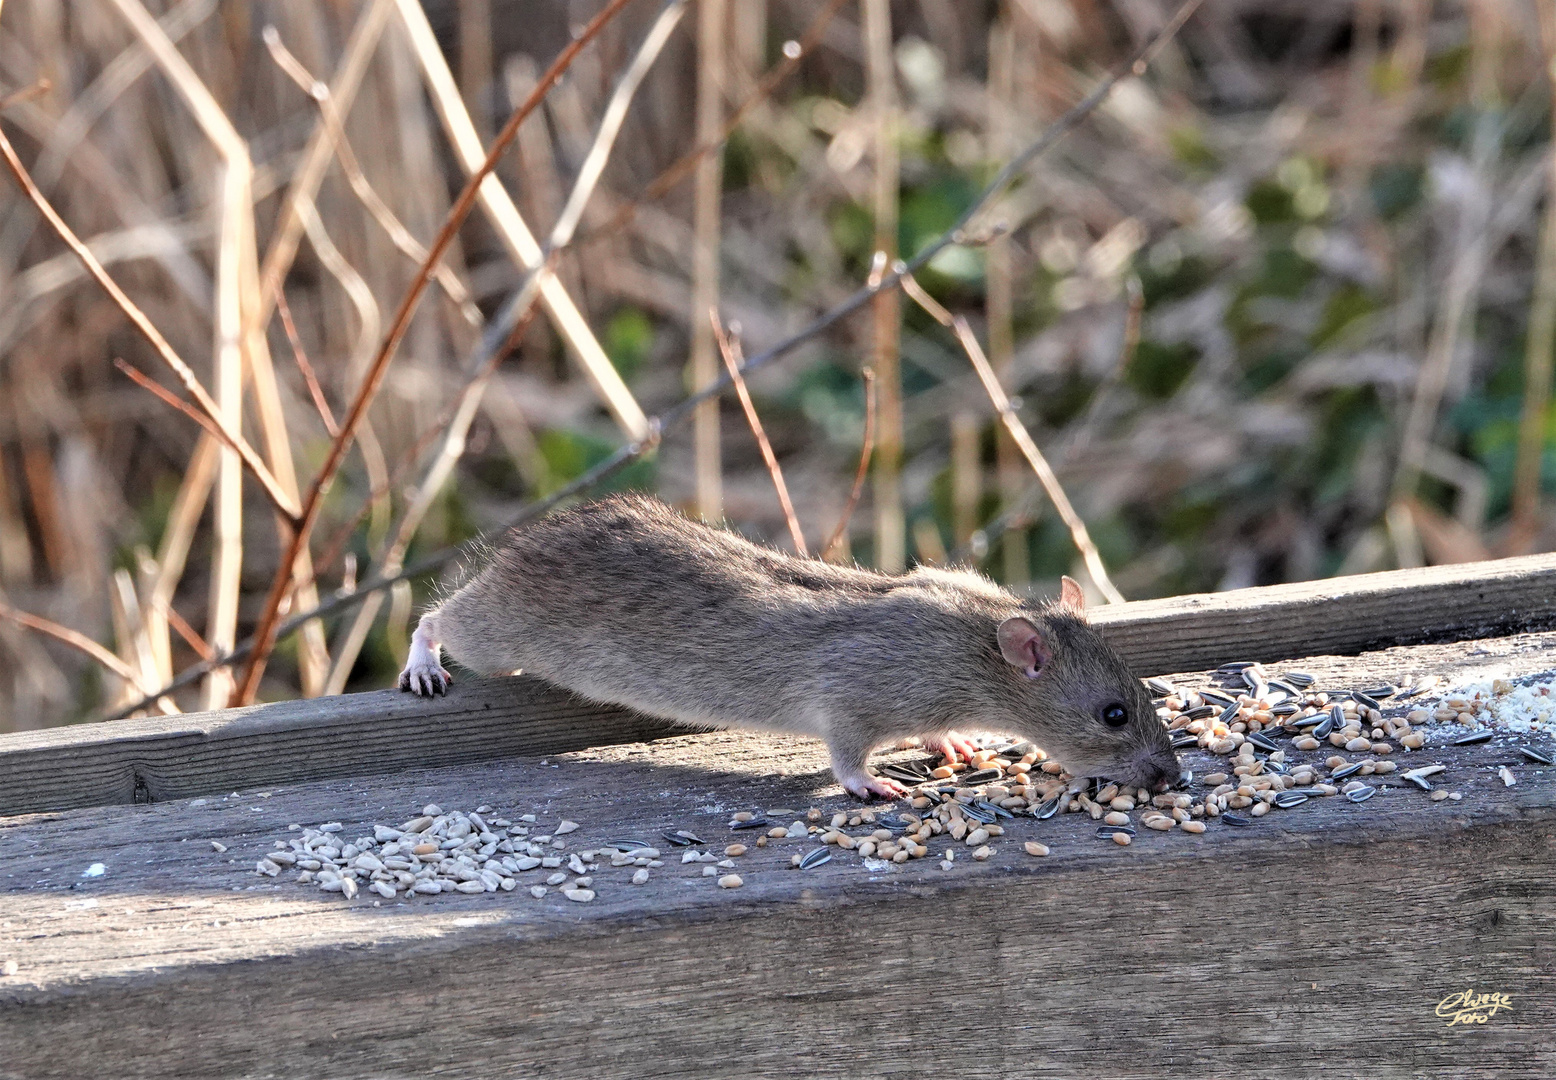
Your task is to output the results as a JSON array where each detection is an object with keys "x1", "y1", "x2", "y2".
[
  {"x1": 840, "y1": 772, "x2": 906, "y2": 801},
  {"x1": 928, "y1": 730, "x2": 979, "y2": 765},
  {"x1": 398, "y1": 659, "x2": 452, "y2": 696}
]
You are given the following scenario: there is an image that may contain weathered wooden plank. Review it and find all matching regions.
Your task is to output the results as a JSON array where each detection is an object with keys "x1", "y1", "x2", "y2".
[
  {"x1": 1, "y1": 632, "x2": 1552, "y2": 1078},
  {"x1": 0, "y1": 677, "x2": 674, "y2": 816},
  {"x1": 5, "y1": 554, "x2": 1556, "y2": 817},
  {"x1": 1089, "y1": 551, "x2": 1556, "y2": 674}
]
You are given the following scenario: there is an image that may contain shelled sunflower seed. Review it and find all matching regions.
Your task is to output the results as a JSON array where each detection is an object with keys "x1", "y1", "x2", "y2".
[{"x1": 248, "y1": 805, "x2": 669, "y2": 903}]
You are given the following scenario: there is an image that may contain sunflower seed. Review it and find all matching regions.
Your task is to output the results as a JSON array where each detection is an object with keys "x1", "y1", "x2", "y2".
[
  {"x1": 603, "y1": 839, "x2": 652, "y2": 851},
  {"x1": 976, "y1": 799, "x2": 1014, "y2": 819},
  {"x1": 730, "y1": 818, "x2": 771, "y2": 831},
  {"x1": 1314, "y1": 716, "x2": 1335, "y2": 740},
  {"x1": 1331, "y1": 763, "x2": 1363, "y2": 780},
  {"x1": 799, "y1": 848, "x2": 832, "y2": 870},
  {"x1": 1247, "y1": 732, "x2": 1280, "y2": 752},
  {"x1": 1182, "y1": 705, "x2": 1216, "y2": 721},
  {"x1": 1518, "y1": 747, "x2": 1553, "y2": 765},
  {"x1": 1147, "y1": 678, "x2": 1176, "y2": 697},
  {"x1": 1346, "y1": 785, "x2": 1376, "y2": 803},
  {"x1": 1454, "y1": 730, "x2": 1493, "y2": 745},
  {"x1": 1284, "y1": 671, "x2": 1316, "y2": 688},
  {"x1": 1273, "y1": 791, "x2": 1309, "y2": 808},
  {"x1": 1221, "y1": 813, "x2": 1253, "y2": 826},
  {"x1": 1272, "y1": 703, "x2": 1300, "y2": 717},
  {"x1": 961, "y1": 802, "x2": 996, "y2": 824},
  {"x1": 1353, "y1": 692, "x2": 1381, "y2": 712},
  {"x1": 1218, "y1": 661, "x2": 1258, "y2": 672},
  {"x1": 1215, "y1": 702, "x2": 1241, "y2": 725},
  {"x1": 1267, "y1": 679, "x2": 1302, "y2": 697},
  {"x1": 1096, "y1": 826, "x2": 1137, "y2": 839},
  {"x1": 1198, "y1": 688, "x2": 1236, "y2": 707},
  {"x1": 1171, "y1": 734, "x2": 1199, "y2": 750},
  {"x1": 1291, "y1": 713, "x2": 1324, "y2": 729},
  {"x1": 959, "y1": 769, "x2": 1004, "y2": 786},
  {"x1": 1037, "y1": 794, "x2": 1064, "y2": 820}
]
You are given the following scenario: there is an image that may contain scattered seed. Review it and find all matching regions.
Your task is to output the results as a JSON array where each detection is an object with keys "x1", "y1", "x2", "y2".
[
  {"x1": 1455, "y1": 731, "x2": 1493, "y2": 746},
  {"x1": 799, "y1": 848, "x2": 831, "y2": 870},
  {"x1": 1023, "y1": 841, "x2": 1050, "y2": 857},
  {"x1": 724, "y1": 844, "x2": 747, "y2": 857},
  {"x1": 1346, "y1": 786, "x2": 1376, "y2": 803},
  {"x1": 1274, "y1": 791, "x2": 1309, "y2": 808},
  {"x1": 1180, "y1": 820, "x2": 1206, "y2": 833},
  {"x1": 1430, "y1": 790, "x2": 1450, "y2": 802},
  {"x1": 1519, "y1": 747, "x2": 1553, "y2": 765},
  {"x1": 717, "y1": 874, "x2": 743, "y2": 889},
  {"x1": 1221, "y1": 813, "x2": 1253, "y2": 827},
  {"x1": 1111, "y1": 833, "x2": 1132, "y2": 847},
  {"x1": 1499, "y1": 766, "x2": 1517, "y2": 787}
]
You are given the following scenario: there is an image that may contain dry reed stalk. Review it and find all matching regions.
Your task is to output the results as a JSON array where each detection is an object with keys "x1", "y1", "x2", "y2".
[
  {"x1": 1389, "y1": 0, "x2": 1505, "y2": 562},
  {"x1": 580, "y1": 0, "x2": 849, "y2": 247},
  {"x1": 262, "y1": 24, "x2": 481, "y2": 326},
  {"x1": 820, "y1": 368, "x2": 877, "y2": 562},
  {"x1": 397, "y1": 0, "x2": 650, "y2": 442},
  {"x1": 121, "y1": 0, "x2": 1204, "y2": 718},
  {"x1": 712, "y1": 312, "x2": 807, "y2": 554},
  {"x1": 110, "y1": 568, "x2": 175, "y2": 714},
  {"x1": 255, "y1": 0, "x2": 394, "y2": 327},
  {"x1": 102, "y1": 0, "x2": 333, "y2": 700},
  {"x1": 456, "y1": 0, "x2": 494, "y2": 142},
  {"x1": 0, "y1": 129, "x2": 298, "y2": 521},
  {"x1": 900, "y1": 273, "x2": 1125, "y2": 603},
  {"x1": 912, "y1": 518, "x2": 948, "y2": 566},
  {"x1": 232, "y1": 0, "x2": 638, "y2": 705},
  {"x1": 1509, "y1": 4, "x2": 1556, "y2": 553},
  {"x1": 951, "y1": 411, "x2": 982, "y2": 550},
  {"x1": 326, "y1": 2, "x2": 685, "y2": 691},
  {"x1": 0, "y1": 78, "x2": 51, "y2": 112},
  {"x1": 863, "y1": 0, "x2": 903, "y2": 571},
  {"x1": 692, "y1": 0, "x2": 727, "y2": 521},
  {"x1": 146, "y1": 436, "x2": 218, "y2": 682},
  {"x1": 986, "y1": 7, "x2": 1026, "y2": 585}
]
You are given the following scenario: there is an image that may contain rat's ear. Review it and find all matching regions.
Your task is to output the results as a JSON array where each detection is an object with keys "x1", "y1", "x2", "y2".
[
  {"x1": 998, "y1": 617, "x2": 1053, "y2": 679},
  {"x1": 1059, "y1": 575, "x2": 1087, "y2": 613}
]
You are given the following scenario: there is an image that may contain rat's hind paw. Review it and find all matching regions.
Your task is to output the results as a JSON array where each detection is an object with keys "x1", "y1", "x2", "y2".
[
  {"x1": 840, "y1": 772, "x2": 906, "y2": 801},
  {"x1": 927, "y1": 730, "x2": 979, "y2": 765},
  {"x1": 398, "y1": 659, "x2": 451, "y2": 696}
]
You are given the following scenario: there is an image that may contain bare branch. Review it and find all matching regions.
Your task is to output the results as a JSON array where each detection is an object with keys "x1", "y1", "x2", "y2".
[
  {"x1": 820, "y1": 367, "x2": 877, "y2": 562},
  {"x1": 712, "y1": 311, "x2": 807, "y2": 556}
]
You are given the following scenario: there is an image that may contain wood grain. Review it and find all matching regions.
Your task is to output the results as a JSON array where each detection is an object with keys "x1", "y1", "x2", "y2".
[
  {"x1": 1090, "y1": 551, "x2": 1556, "y2": 674},
  {"x1": 1, "y1": 630, "x2": 1553, "y2": 1077},
  {"x1": 5, "y1": 553, "x2": 1556, "y2": 816},
  {"x1": 0, "y1": 677, "x2": 674, "y2": 816}
]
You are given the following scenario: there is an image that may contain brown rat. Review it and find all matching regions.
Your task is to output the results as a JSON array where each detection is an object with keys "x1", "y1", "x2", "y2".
[{"x1": 398, "y1": 494, "x2": 1179, "y2": 798}]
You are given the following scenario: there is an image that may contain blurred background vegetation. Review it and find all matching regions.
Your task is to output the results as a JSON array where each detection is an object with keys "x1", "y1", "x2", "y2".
[{"x1": 0, "y1": 0, "x2": 1554, "y2": 730}]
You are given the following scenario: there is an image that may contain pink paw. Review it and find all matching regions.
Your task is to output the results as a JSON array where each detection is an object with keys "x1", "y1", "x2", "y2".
[
  {"x1": 840, "y1": 772, "x2": 906, "y2": 801},
  {"x1": 398, "y1": 659, "x2": 452, "y2": 696},
  {"x1": 928, "y1": 730, "x2": 980, "y2": 765}
]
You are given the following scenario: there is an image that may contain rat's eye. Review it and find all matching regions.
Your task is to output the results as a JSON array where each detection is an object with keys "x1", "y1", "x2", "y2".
[{"x1": 1100, "y1": 703, "x2": 1128, "y2": 728}]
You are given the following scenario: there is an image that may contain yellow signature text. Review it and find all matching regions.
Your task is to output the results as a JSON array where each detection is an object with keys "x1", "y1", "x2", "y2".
[{"x1": 1436, "y1": 990, "x2": 1514, "y2": 1026}]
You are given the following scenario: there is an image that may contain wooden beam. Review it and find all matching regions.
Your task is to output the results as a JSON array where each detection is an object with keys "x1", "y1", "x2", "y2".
[
  {"x1": 1090, "y1": 552, "x2": 1556, "y2": 674},
  {"x1": 0, "y1": 679, "x2": 672, "y2": 816},
  {"x1": 1, "y1": 626, "x2": 1553, "y2": 1075},
  {"x1": 4, "y1": 554, "x2": 1556, "y2": 816}
]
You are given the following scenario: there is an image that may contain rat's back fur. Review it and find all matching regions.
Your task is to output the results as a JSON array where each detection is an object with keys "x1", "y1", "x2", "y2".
[{"x1": 405, "y1": 494, "x2": 1178, "y2": 795}]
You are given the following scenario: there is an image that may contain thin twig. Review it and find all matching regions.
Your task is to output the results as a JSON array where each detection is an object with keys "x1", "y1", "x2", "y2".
[
  {"x1": 275, "y1": 291, "x2": 338, "y2": 437},
  {"x1": 579, "y1": 0, "x2": 849, "y2": 247},
  {"x1": 820, "y1": 367, "x2": 877, "y2": 561},
  {"x1": 112, "y1": 359, "x2": 232, "y2": 447},
  {"x1": 260, "y1": 22, "x2": 480, "y2": 325},
  {"x1": 109, "y1": 0, "x2": 1204, "y2": 719},
  {"x1": 0, "y1": 600, "x2": 144, "y2": 692},
  {"x1": 231, "y1": 0, "x2": 640, "y2": 705},
  {"x1": 0, "y1": 127, "x2": 301, "y2": 524},
  {"x1": 159, "y1": 596, "x2": 215, "y2": 663},
  {"x1": 712, "y1": 311, "x2": 807, "y2": 555},
  {"x1": 0, "y1": 78, "x2": 51, "y2": 112},
  {"x1": 900, "y1": 273, "x2": 1125, "y2": 603}
]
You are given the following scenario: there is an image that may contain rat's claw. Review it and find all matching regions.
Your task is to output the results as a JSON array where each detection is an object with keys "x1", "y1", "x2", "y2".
[
  {"x1": 841, "y1": 772, "x2": 907, "y2": 801},
  {"x1": 398, "y1": 660, "x2": 451, "y2": 697},
  {"x1": 928, "y1": 730, "x2": 980, "y2": 765}
]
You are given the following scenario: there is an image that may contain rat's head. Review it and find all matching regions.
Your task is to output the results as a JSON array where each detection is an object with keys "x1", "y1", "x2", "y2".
[{"x1": 994, "y1": 578, "x2": 1179, "y2": 792}]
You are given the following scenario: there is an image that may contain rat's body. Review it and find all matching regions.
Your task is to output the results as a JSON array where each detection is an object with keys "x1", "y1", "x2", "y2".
[{"x1": 399, "y1": 494, "x2": 1178, "y2": 798}]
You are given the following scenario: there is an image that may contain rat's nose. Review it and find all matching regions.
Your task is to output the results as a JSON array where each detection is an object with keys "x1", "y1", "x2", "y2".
[{"x1": 1142, "y1": 755, "x2": 1182, "y2": 793}]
